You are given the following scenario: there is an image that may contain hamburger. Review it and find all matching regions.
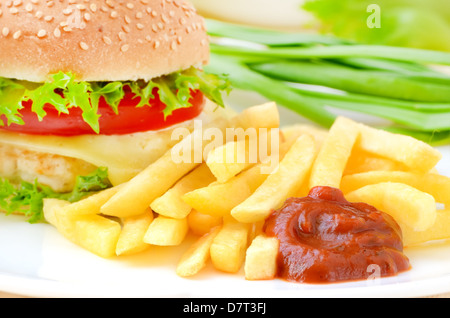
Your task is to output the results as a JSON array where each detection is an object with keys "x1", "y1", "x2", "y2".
[{"x1": 0, "y1": 0, "x2": 231, "y2": 222}]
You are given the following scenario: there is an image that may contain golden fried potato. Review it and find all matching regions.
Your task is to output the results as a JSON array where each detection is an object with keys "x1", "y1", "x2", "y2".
[
  {"x1": 187, "y1": 210, "x2": 223, "y2": 236},
  {"x1": 100, "y1": 118, "x2": 228, "y2": 218},
  {"x1": 210, "y1": 218, "x2": 251, "y2": 273},
  {"x1": 401, "y1": 209, "x2": 450, "y2": 247},
  {"x1": 116, "y1": 209, "x2": 154, "y2": 256},
  {"x1": 150, "y1": 164, "x2": 215, "y2": 219},
  {"x1": 74, "y1": 214, "x2": 122, "y2": 258},
  {"x1": 341, "y1": 171, "x2": 450, "y2": 206},
  {"x1": 143, "y1": 215, "x2": 189, "y2": 246},
  {"x1": 244, "y1": 234, "x2": 279, "y2": 281},
  {"x1": 176, "y1": 226, "x2": 221, "y2": 277},
  {"x1": 234, "y1": 102, "x2": 280, "y2": 130},
  {"x1": 309, "y1": 116, "x2": 359, "y2": 189},
  {"x1": 231, "y1": 134, "x2": 317, "y2": 223},
  {"x1": 346, "y1": 182, "x2": 437, "y2": 231},
  {"x1": 356, "y1": 122, "x2": 442, "y2": 172}
]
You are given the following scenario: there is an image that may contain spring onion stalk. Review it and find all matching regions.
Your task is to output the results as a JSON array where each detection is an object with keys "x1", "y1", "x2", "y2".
[
  {"x1": 250, "y1": 60, "x2": 450, "y2": 103},
  {"x1": 292, "y1": 86, "x2": 450, "y2": 113},
  {"x1": 210, "y1": 43, "x2": 450, "y2": 66},
  {"x1": 206, "y1": 19, "x2": 348, "y2": 47},
  {"x1": 206, "y1": 54, "x2": 336, "y2": 127},
  {"x1": 207, "y1": 19, "x2": 450, "y2": 144}
]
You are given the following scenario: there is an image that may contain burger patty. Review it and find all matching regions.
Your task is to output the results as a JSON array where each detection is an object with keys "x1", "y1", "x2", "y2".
[{"x1": 0, "y1": 143, "x2": 97, "y2": 193}]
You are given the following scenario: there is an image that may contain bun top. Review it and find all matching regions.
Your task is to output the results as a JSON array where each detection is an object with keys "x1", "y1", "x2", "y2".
[{"x1": 0, "y1": 0, "x2": 210, "y2": 83}]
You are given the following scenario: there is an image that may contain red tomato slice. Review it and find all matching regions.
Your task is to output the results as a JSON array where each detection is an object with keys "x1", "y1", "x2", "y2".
[{"x1": 0, "y1": 88, "x2": 205, "y2": 136}]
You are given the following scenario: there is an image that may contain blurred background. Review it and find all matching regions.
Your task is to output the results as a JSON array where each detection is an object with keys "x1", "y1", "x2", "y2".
[{"x1": 190, "y1": 0, "x2": 450, "y2": 52}]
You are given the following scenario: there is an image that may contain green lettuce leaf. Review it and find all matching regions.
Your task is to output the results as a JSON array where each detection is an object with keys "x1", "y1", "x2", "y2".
[
  {"x1": 0, "y1": 68, "x2": 230, "y2": 133},
  {"x1": 303, "y1": 0, "x2": 450, "y2": 52},
  {"x1": 0, "y1": 168, "x2": 112, "y2": 224}
]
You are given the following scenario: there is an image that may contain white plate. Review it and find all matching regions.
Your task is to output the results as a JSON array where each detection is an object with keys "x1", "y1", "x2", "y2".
[{"x1": 1, "y1": 90, "x2": 450, "y2": 298}]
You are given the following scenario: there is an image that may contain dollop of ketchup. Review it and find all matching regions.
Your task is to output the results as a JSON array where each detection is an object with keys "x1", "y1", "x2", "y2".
[{"x1": 264, "y1": 186, "x2": 410, "y2": 284}]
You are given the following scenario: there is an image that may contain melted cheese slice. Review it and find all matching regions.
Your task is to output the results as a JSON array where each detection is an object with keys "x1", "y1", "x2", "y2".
[{"x1": 0, "y1": 102, "x2": 233, "y2": 186}]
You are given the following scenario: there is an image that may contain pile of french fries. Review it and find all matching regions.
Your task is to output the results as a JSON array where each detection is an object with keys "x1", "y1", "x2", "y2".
[{"x1": 43, "y1": 101, "x2": 450, "y2": 281}]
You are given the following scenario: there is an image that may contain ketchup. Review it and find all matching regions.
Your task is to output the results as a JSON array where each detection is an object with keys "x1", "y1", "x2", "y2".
[{"x1": 264, "y1": 186, "x2": 410, "y2": 284}]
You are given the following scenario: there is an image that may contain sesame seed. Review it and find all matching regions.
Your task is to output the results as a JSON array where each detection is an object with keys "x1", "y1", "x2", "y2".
[
  {"x1": 54, "y1": 27, "x2": 61, "y2": 38},
  {"x1": 103, "y1": 36, "x2": 112, "y2": 45},
  {"x1": 37, "y1": 29, "x2": 47, "y2": 37},
  {"x1": 121, "y1": 44, "x2": 129, "y2": 52},
  {"x1": 63, "y1": 7, "x2": 73, "y2": 15},
  {"x1": 13, "y1": 30, "x2": 22, "y2": 39},
  {"x1": 137, "y1": 23, "x2": 144, "y2": 30},
  {"x1": 118, "y1": 31, "x2": 126, "y2": 41},
  {"x1": 80, "y1": 41, "x2": 89, "y2": 50},
  {"x1": 105, "y1": 0, "x2": 115, "y2": 8}
]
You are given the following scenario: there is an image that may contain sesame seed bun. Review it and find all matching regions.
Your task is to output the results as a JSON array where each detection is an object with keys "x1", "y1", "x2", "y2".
[{"x1": 0, "y1": 0, "x2": 210, "y2": 83}]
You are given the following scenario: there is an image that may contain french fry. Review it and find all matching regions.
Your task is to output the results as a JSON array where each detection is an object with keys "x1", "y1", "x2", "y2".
[
  {"x1": 206, "y1": 138, "x2": 256, "y2": 183},
  {"x1": 100, "y1": 118, "x2": 228, "y2": 218},
  {"x1": 356, "y1": 122, "x2": 442, "y2": 172},
  {"x1": 63, "y1": 184, "x2": 125, "y2": 217},
  {"x1": 44, "y1": 198, "x2": 122, "y2": 258},
  {"x1": 183, "y1": 164, "x2": 270, "y2": 217},
  {"x1": 231, "y1": 134, "x2": 317, "y2": 223},
  {"x1": 248, "y1": 221, "x2": 266, "y2": 243},
  {"x1": 116, "y1": 209, "x2": 154, "y2": 256},
  {"x1": 176, "y1": 226, "x2": 221, "y2": 277},
  {"x1": 344, "y1": 149, "x2": 408, "y2": 175},
  {"x1": 187, "y1": 210, "x2": 223, "y2": 236},
  {"x1": 341, "y1": 171, "x2": 450, "y2": 206},
  {"x1": 282, "y1": 124, "x2": 328, "y2": 148},
  {"x1": 309, "y1": 116, "x2": 359, "y2": 189},
  {"x1": 43, "y1": 198, "x2": 70, "y2": 228},
  {"x1": 150, "y1": 164, "x2": 215, "y2": 219},
  {"x1": 401, "y1": 209, "x2": 450, "y2": 247},
  {"x1": 143, "y1": 215, "x2": 189, "y2": 246},
  {"x1": 346, "y1": 182, "x2": 437, "y2": 231},
  {"x1": 43, "y1": 198, "x2": 79, "y2": 243},
  {"x1": 74, "y1": 214, "x2": 122, "y2": 258},
  {"x1": 210, "y1": 218, "x2": 251, "y2": 273},
  {"x1": 234, "y1": 102, "x2": 280, "y2": 130},
  {"x1": 183, "y1": 137, "x2": 297, "y2": 217},
  {"x1": 244, "y1": 234, "x2": 279, "y2": 281},
  {"x1": 206, "y1": 128, "x2": 281, "y2": 183}
]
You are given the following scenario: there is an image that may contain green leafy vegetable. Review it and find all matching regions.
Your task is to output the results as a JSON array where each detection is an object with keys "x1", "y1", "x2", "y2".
[
  {"x1": 0, "y1": 168, "x2": 112, "y2": 224},
  {"x1": 0, "y1": 67, "x2": 230, "y2": 133},
  {"x1": 206, "y1": 19, "x2": 450, "y2": 145},
  {"x1": 303, "y1": 0, "x2": 450, "y2": 52}
]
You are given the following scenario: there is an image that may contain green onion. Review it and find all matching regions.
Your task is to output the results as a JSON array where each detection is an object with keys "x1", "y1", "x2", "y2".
[
  {"x1": 207, "y1": 19, "x2": 450, "y2": 144},
  {"x1": 250, "y1": 60, "x2": 450, "y2": 103},
  {"x1": 206, "y1": 19, "x2": 349, "y2": 47}
]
